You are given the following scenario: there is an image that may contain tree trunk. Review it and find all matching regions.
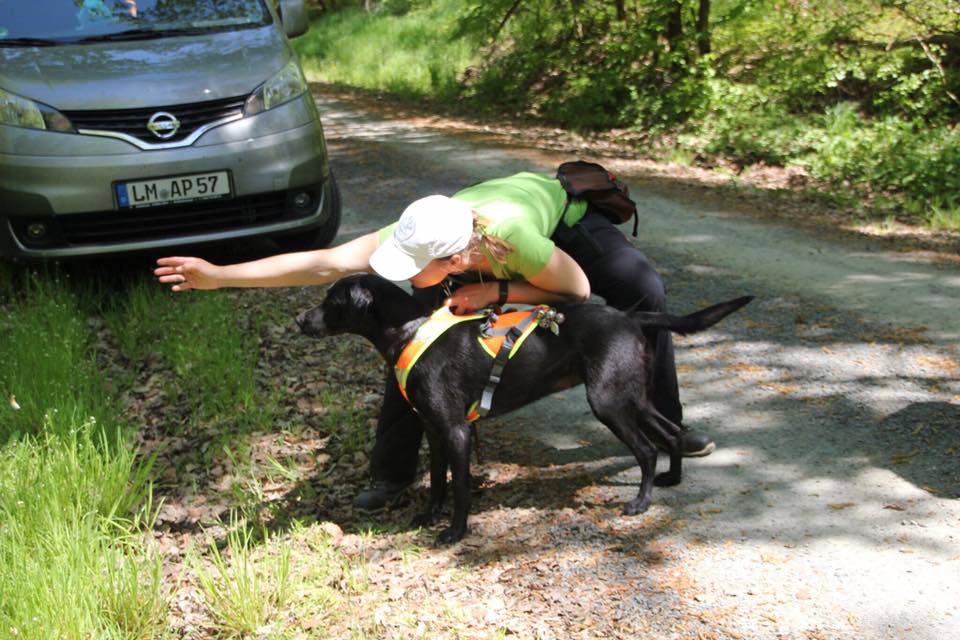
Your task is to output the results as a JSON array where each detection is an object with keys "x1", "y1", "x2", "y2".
[
  {"x1": 666, "y1": 0, "x2": 683, "y2": 50},
  {"x1": 615, "y1": 0, "x2": 626, "y2": 22},
  {"x1": 697, "y1": 0, "x2": 711, "y2": 55}
]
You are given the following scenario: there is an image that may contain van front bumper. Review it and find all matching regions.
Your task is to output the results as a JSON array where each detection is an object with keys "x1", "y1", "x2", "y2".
[{"x1": 0, "y1": 101, "x2": 335, "y2": 259}]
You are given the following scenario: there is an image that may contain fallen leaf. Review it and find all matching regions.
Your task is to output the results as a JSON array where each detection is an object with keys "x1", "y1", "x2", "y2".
[
  {"x1": 725, "y1": 363, "x2": 767, "y2": 374},
  {"x1": 760, "y1": 382, "x2": 799, "y2": 395},
  {"x1": 883, "y1": 503, "x2": 906, "y2": 511},
  {"x1": 8, "y1": 395, "x2": 19, "y2": 410},
  {"x1": 890, "y1": 451, "x2": 918, "y2": 465},
  {"x1": 914, "y1": 355, "x2": 959, "y2": 373},
  {"x1": 301, "y1": 616, "x2": 325, "y2": 630},
  {"x1": 828, "y1": 502, "x2": 856, "y2": 510}
]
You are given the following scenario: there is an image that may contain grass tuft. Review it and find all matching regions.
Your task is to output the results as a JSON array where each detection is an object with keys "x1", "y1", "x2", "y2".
[{"x1": 192, "y1": 513, "x2": 291, "y2": 636}]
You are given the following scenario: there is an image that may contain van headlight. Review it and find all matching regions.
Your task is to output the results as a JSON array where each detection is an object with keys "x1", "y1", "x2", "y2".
[
  {"x1": 0, "y1": 88, "x2": 74, "y2": 132},
  {"x1": 244, "y1": 59, "x2": 308, "y2": 116}
]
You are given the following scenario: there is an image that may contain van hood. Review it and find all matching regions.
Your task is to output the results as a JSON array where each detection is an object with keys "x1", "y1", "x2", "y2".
[{"x1": 0, "y1": 27, "x2": 290, "y2": 110}]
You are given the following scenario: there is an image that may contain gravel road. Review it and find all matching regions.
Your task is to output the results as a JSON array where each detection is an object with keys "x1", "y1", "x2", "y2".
[{"x1": 314, "y1": 89, "x2": 960, "y2": 640}]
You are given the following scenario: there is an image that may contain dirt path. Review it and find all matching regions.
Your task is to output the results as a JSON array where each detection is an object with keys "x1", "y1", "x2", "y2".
[
  {"x1": 141, "y1": 87, "x2": 959, "y2": 639},
  {"x1": 303, "y1": 87, "x2": 960, "y2": 639}
]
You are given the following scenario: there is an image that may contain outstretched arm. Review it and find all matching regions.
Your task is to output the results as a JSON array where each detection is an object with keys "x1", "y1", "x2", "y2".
[{"x1": 154, "y1": 232, "x2": 380, "y2": 291}]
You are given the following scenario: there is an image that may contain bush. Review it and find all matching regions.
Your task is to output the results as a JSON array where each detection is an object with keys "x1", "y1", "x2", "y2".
[
  {"x1": 806, "y1": 104, "x2": 960, "y2": 208},
  {"x1": 683, "y1": 80, "x2": 815, "y2": 165}
]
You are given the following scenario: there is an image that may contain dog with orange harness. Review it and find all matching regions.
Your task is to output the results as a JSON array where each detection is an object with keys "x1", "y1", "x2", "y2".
[{"x1": 297, "y1": 274, "x2": 752, "y2": 543}]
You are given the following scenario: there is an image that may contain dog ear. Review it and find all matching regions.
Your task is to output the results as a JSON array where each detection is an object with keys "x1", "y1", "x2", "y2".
[{"x1": 348, "y1": 282, "x2": 379, "y2": 322}]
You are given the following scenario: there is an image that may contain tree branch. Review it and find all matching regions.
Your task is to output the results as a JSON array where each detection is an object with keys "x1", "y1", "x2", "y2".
[
  {"x1": 916, "y1": 36, "x2": 960, "y2": 109},
  {"x1": 835, "y1": 34, "x2": 960, "y2": 53},
  {"x1": 492, "y1": 0, "x2": 523, "y2": 41}
]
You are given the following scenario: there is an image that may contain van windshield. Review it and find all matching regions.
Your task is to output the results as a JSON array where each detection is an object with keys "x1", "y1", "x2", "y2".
[{"x1": 0, "y1": 0, "x2": 272, "y2": 44}]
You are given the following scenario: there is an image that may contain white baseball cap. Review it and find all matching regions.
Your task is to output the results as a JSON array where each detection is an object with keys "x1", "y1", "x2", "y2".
[{"x1": 369, "y1": 195, "x2": 474, "y2": 281}]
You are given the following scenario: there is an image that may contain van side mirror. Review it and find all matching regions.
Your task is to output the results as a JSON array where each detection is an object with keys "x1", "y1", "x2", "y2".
[{"x1": 278, "y1": 0, "x2": 309, "y2": 38}]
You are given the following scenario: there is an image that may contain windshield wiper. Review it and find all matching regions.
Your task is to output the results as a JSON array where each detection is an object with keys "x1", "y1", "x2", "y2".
[
  {"x1": 0, "y1": 37, "x2": 63, "y2": 47},
  {"x1": 73, "y1": 27, "x2": 210, "y2": 43}
]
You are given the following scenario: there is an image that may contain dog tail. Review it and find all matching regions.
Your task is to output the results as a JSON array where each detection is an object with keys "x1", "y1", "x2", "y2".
[{"x1": 630, "y1": 296, "x2": 754, "y2": 335}]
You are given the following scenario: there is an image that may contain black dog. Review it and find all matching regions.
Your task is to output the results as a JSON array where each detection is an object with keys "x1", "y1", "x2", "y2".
[{"x1": 297, "y1": 274, "x2": 752, "y2": 543}]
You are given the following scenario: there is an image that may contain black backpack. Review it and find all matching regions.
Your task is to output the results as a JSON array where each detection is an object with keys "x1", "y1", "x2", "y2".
[{"x1": 556, "y1": 160, "x2": 639, "y2": 236}]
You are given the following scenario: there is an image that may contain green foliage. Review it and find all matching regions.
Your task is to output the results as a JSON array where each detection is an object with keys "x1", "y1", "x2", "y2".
[
  {"x1": 712, "y1": 0, "x2": 958, "y2": 121},
  {"x1": 805, "y1": 105, "x2": 960, "y2": 212},
  {"x1": 302, "y1": 0, "x2": 958, "y2": 221},
  {"x1": 458, "y1": 0, "x2": 713, "y2": 130},
  {"x1": 688, "y1": 80, "x2": 813, "y2": 165}
]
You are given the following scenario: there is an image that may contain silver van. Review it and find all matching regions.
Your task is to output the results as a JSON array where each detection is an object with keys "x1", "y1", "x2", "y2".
[{"x1": 0, "y1": 0, "x2": 340, "y2": 259}]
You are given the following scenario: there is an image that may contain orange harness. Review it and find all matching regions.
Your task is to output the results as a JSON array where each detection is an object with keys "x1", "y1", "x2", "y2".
[{"x1": 394, "y1": 306, "x2": 550, "y2": 421}]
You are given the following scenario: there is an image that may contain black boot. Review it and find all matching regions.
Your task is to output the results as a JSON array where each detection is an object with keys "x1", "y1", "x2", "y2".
[
  {"x1": 680, "y1": 430, "x2": 716, "y2": 457},
  {"x1": 352, "y1": 480, "x2": 412, "y2": 511}
]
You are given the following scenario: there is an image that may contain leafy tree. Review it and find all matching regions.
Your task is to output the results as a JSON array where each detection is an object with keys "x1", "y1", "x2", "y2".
[{"x1": 457, "y1": 0, "x2": 717, "y2": 130}]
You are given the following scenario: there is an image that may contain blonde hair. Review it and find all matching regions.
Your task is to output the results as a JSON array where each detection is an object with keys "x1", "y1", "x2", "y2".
[{"x1": 464, "y1": 212, "x2": 514, "y2": 264}]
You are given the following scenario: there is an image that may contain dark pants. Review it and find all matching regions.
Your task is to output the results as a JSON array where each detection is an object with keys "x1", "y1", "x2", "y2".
[{"x1": 369, "y1": 210, "x2": 683, "y2": 484}]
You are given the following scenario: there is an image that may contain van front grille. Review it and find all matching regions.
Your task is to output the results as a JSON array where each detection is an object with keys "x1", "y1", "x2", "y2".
[{"x1": 62, "y1": 96, "x2": 247, "y2": 144}]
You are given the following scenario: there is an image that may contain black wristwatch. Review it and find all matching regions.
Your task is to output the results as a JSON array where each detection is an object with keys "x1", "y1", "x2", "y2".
[{"x1": 497, "y1": 280, "x2": 509, "y2": 306}]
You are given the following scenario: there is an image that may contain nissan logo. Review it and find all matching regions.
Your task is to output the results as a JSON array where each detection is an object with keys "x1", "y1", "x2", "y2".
[{"x1": 146, "y1": 111, "x2": 181, "y2": 140}]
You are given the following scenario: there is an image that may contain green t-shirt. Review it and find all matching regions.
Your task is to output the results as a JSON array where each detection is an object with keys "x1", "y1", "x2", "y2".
[{"x1": 378, "y1": 172, "x2": 587, "y2": 280}]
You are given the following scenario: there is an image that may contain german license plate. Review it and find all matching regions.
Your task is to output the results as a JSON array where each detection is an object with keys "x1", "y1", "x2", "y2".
[{"x1": 115, "y1": 171, "x2": 231, "y2": 209}]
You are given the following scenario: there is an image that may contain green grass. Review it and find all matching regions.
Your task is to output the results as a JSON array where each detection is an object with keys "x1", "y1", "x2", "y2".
[
  {"x1": 0, "y1": 271, "x2": 118, "y2": 441},
  {"x1": 294, "y1": 1, "x2": 475, "y2": 99},
  {"x1": 103, "y1": 279, "x2": 280, "y2": 430},
  {"x1": 0, "y1": 269, "x2": 164, "y2": 638},
  {"x1": 0, "y1": 417, "x2": 163, "y2": 639},
  {"x1": 0, "y1": 266, "x2": 300, "y2": 636},
  {"x1": 192, "y1": 513, "x2": 292, "y2": 637},
  {"x1": 923, "y1": 200, "x2": 960, "y2": 232}
]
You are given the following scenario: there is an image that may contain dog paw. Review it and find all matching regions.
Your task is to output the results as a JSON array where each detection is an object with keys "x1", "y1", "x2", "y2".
[
  {"x1": 622, "y1": 498, "x2": 651, "y2": 515},
  {"x1": 437, "y1": 526, "x2": 467, "y2": 544},
  {"x1": 654, "y1": 471, "x2": 681, "y2": 487}
]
